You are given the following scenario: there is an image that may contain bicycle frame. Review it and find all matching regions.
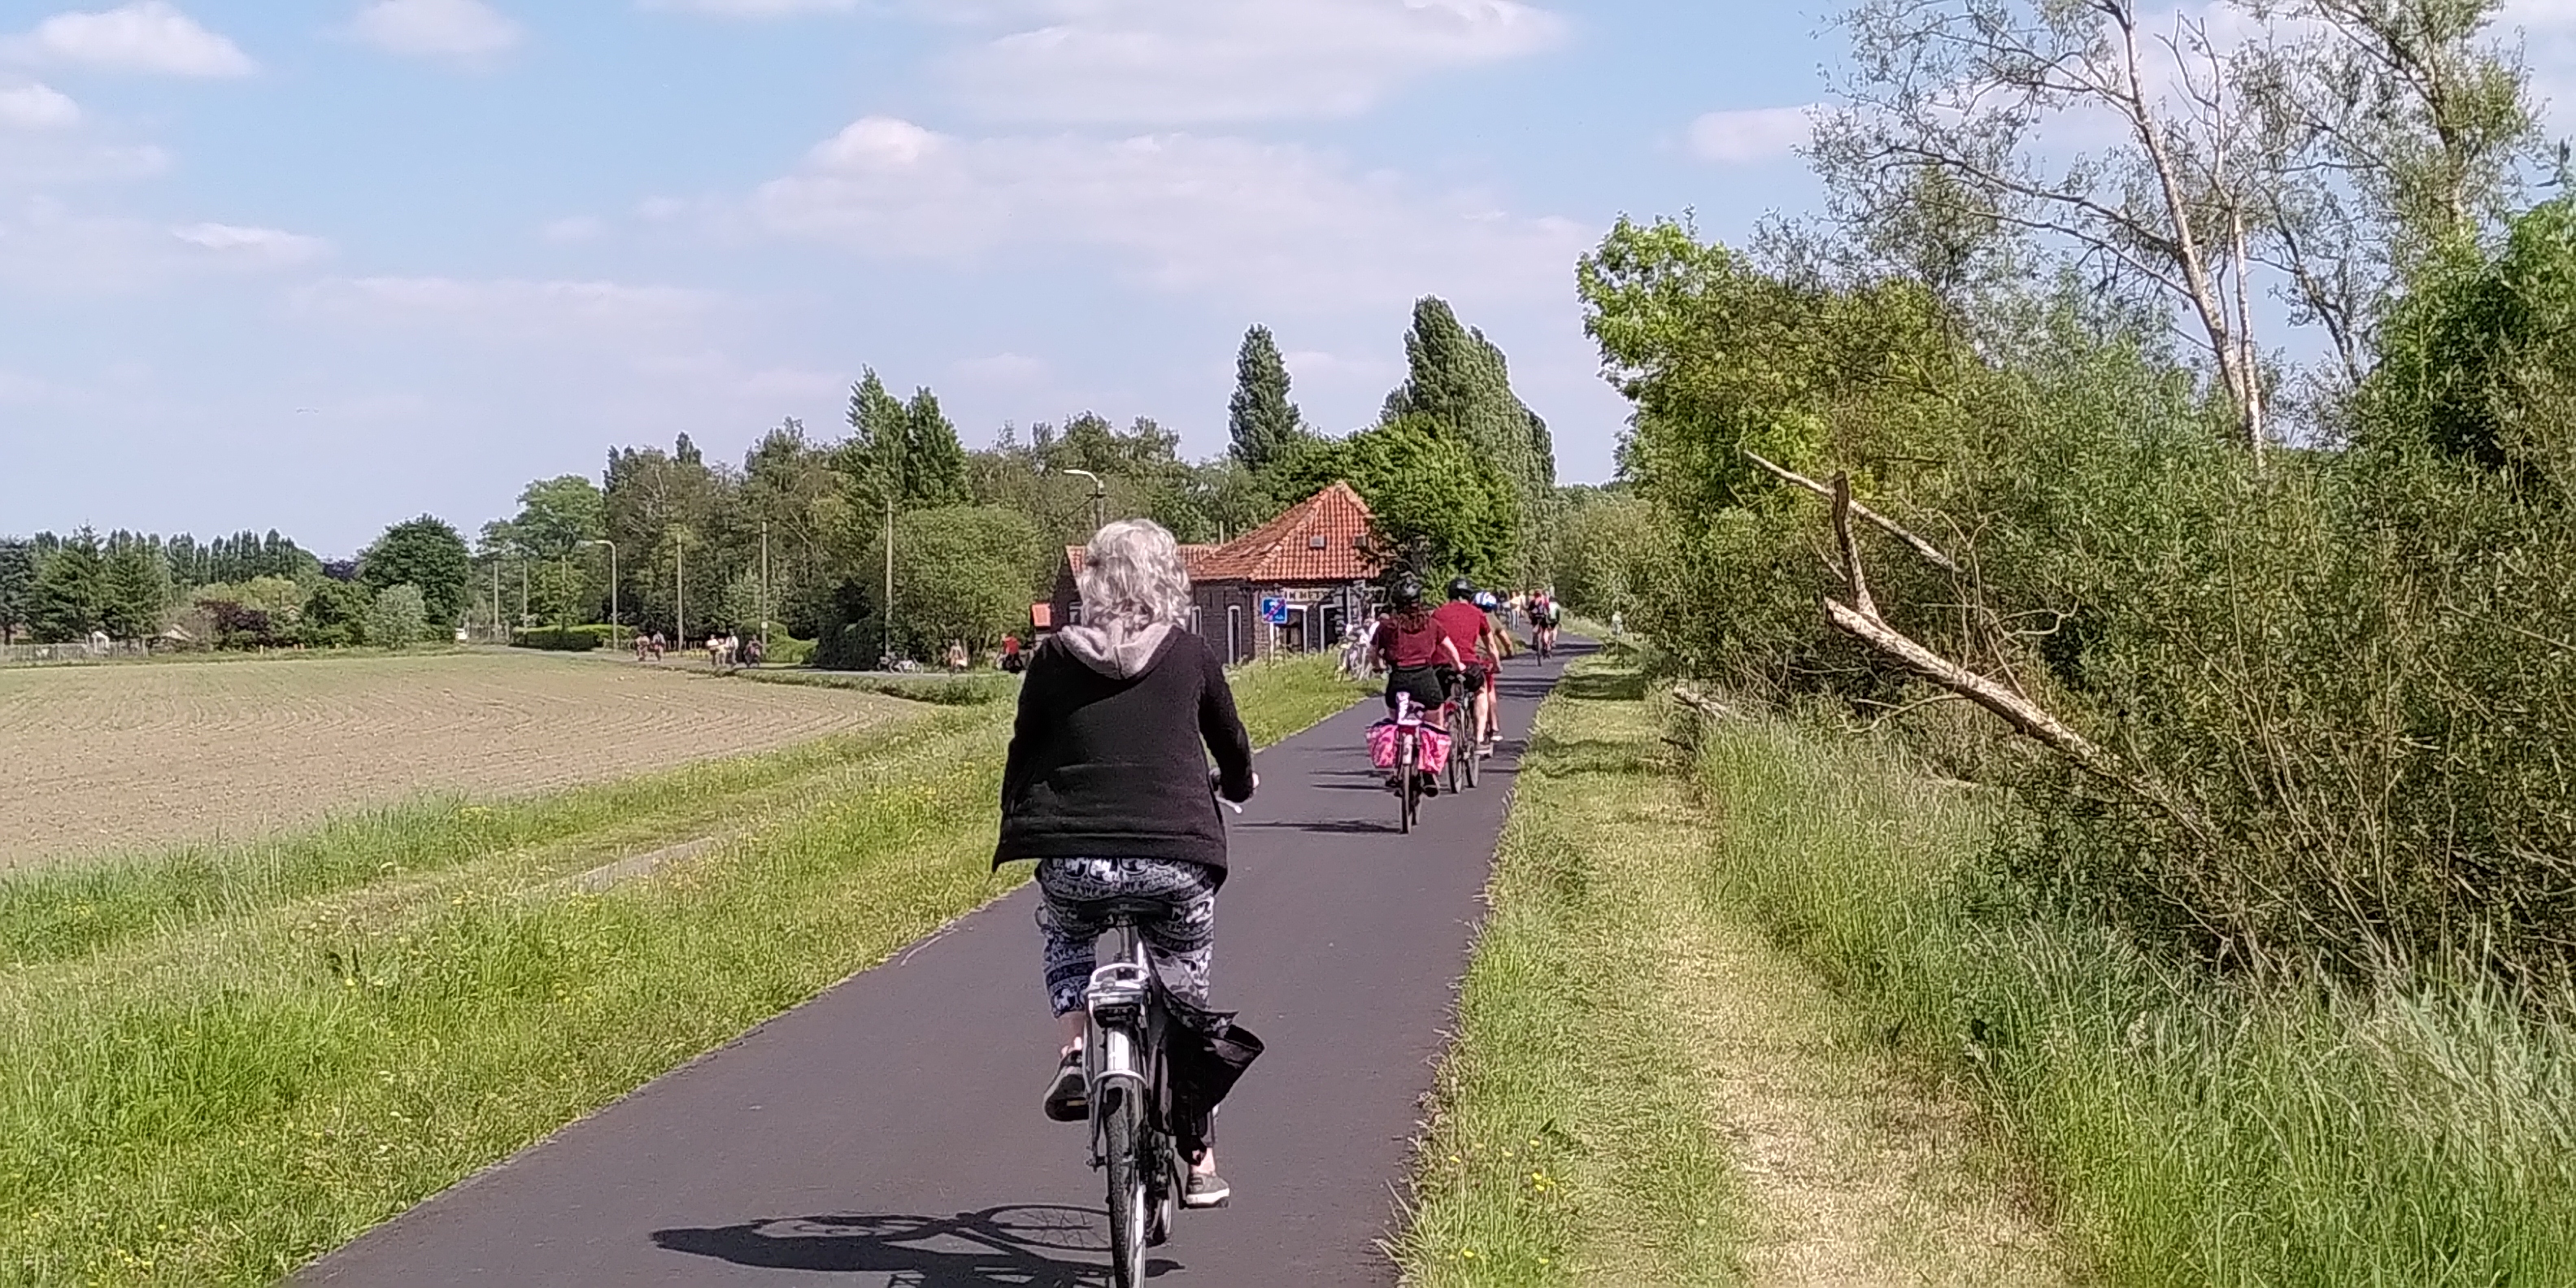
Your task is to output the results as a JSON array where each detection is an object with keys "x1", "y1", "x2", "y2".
[{"x1": 1085, "y1": 921, "x2": 1177, "y2": 1282}]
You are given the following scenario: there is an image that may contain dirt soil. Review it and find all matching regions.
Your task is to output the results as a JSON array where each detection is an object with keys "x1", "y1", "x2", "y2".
[{"x1": 0, "y1": 652, "x2": 908, "y2": 868}]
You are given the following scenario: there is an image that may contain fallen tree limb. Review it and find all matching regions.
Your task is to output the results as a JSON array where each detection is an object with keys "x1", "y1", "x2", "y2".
[
  {"x1": 1821, "y1": 597, "x2": 2110, "y2": 771},
  {"x1": 1743, "y1": 449, "x2": 1961, "y2": 574},
  {"x1": 1817, "y1": 472, "x2": 2213, "y2": 846},
  {"x1": 1669, "y1": 684, "x2": 1738, "y2": 721}
]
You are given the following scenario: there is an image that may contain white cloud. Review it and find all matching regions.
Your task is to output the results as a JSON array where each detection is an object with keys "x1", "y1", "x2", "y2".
[
  {"x1": 171, "y1": 222, "x2": 333, "y2": 265},
  {"x1": 542, "y1": 214, "x2": 607, "y2": 242},
  {"x1": 952, "y1": 351, "x2": 1047, "y2": 384},
  {"x1": 4, "y1": 2, "x2": 255, "y2": 77},
  {"x1": 750, "y1": 116, "x2": 1590, "y2": 310},
  {"x1": 0, "y1": 80, "x2": 79, "y2": 128},
  {"x1": 299, "y1": 276, "x2": 724, "y2": 339},
  {"x1": 1686, "y1": 105, "x2": 1812, "y2": 163},
  {"x1": 944, "y1": 0, "x2": 1568, "y2": 124},
  {"x1": 637, "y1": 0, "x2": 858, "y2": 15},
  {"x1": 347, "y1": 0, "x2": 524, "y2": 62}
]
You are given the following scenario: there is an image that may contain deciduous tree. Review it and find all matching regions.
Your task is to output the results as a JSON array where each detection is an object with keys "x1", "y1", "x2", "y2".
[{"x1": 360, "y1": 516, "x2": 472, "y2": 626}]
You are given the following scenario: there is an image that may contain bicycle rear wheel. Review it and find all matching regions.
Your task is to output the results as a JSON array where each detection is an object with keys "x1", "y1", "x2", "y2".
[
  {"x1": 1104, "y1": 1086, "x2": 1148, "y2": 1288},
  {"x1": 1398, "y1": 736, "x2": 1417, "y2": 833}
]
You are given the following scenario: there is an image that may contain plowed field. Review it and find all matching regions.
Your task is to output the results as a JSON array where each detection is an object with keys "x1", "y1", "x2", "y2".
[{"x1": 0, "y1": 652, "x2": 910, "y2": 868}]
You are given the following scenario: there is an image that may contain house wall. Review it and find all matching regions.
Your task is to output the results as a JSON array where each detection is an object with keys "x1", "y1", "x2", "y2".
[{"x1": 1193, "y1": 580, "x2": 1373, "y2": 664}]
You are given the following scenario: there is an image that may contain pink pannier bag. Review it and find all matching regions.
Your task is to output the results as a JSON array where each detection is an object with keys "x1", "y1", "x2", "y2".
[{"x1": 1366, "y1": 719, "x2": 1452, "y2": 772}]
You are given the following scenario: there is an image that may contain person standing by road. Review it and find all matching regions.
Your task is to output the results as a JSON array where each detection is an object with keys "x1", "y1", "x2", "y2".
[{"x1": 996, "y1": 518, "x2": 1257, "y2": 1209}]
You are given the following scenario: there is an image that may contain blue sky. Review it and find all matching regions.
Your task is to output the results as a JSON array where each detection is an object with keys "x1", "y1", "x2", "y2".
[
  {"x1": 0, "y1": 0, "x2": 1838, "y2": 554},
  {"x1": 7, "y1": 2, "x2": 2573, "y2": 555}
]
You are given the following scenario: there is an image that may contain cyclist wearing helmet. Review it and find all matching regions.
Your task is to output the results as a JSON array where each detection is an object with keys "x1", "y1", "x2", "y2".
[
  {"x1": 1367, "y1": 574, "x2": 1463, "y2": 719},
  {"x1": 1430, "y1": 577, "x2": 1511, "y2": 751}
]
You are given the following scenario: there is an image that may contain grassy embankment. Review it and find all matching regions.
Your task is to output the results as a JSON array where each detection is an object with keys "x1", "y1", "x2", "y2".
[
  {"x1": 1396, "y1": 655, "x2": 2057, "y2": 1286},
  {"x1": 1401, "y1": 653, "x2": 2576, "y2": 1285},
  {"x1": 0, "y1": 655, "x2": 1365, "y2": 1287}
]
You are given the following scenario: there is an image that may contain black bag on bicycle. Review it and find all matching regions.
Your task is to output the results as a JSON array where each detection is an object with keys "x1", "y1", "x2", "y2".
[{"x1": 1164, "y1": 998, "x2": 1263, "y2": 1158}]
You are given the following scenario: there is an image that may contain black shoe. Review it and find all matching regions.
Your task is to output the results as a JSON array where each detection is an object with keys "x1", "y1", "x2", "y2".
[
  {"x1": 1042, "y1": 1049, "x2": 1086, "y2": 1122},
  {"x1": 1182, "y1": 1169, "x2": 1231, "y2": 1209},
  {"x1": 1419, "y1": 771, "x2": 1440, "y2": 798}
]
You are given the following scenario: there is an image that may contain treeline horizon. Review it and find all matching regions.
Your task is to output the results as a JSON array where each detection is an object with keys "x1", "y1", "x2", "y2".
[{"x1": 2, "y1": 294, "x2": 1582, "y2": 655}]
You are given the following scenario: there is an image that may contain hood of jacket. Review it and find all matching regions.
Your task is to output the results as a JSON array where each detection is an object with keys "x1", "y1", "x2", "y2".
[{"x1": 1055, "y1": 620, "x2": 1176, "y2": 680}]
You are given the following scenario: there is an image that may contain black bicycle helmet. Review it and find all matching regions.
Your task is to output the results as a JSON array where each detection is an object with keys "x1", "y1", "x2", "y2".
[
  {"x1": 1447, "y1": 576, "x2": 1477, "y2": 601},
  {"x1": 1390, "y1": 574, "x2": 1425, "y2": 608}
]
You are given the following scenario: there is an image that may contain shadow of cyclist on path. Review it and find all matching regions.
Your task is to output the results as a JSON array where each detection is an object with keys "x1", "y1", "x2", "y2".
[{"x1": 651, "y1": 1204, "x2": 1182, "y2": 1286}]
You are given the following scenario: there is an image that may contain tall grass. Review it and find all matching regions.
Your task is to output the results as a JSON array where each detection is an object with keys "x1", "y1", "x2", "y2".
[
  {"x1": 0, "y1": 655, "x2": 1364, "y2": 1286},
  {"x1": 1689, "y1": 701, "x2": 2576, "y2": 1286}
]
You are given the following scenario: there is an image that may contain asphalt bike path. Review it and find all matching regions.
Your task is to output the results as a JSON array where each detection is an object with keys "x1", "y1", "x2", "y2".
[{"x1": 305, "y1": 645, "x2": 1581, "y2": 1286}]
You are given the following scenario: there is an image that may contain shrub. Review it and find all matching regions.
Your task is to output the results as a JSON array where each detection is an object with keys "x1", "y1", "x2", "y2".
[
  {"x1": 365, "y1": 585, "x2": 429, "y2": 650},
  {"x1": 511, "y1": 624, "x2": 609, "y2": 652}
]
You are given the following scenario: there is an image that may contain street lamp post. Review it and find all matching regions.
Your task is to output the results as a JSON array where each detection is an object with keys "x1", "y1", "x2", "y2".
[
  {"x1": 585, "y1": 539, "x2": 619, "y2": 652},
  {"x1": 1055, "y1": 467, "x2": 1107, "y2": 534}
]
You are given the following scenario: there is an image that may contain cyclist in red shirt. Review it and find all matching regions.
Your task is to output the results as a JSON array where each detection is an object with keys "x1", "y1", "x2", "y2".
[
  {"x1": 1368, "y1": 575, "x2": 1464, "y2": 717},
  {"x1": 1430, "y1": 577, "x2": 1509, "y2": 751}
]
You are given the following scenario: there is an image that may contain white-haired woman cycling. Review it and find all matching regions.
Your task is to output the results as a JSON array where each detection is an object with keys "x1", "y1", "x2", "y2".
[{"x1": 994, "y1": 517, "x2": 1258, "y2": 1209}]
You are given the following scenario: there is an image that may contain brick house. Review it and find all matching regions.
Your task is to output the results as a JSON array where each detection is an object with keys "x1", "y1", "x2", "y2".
[{"x1": 1041, "y1": 481, "x2": 1382, "y2": 664}]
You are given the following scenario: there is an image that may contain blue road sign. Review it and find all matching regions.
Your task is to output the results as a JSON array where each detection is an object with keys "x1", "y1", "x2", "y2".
[{"x1": 1260, "y1": 596, "x2": 1290, "y2": 625}]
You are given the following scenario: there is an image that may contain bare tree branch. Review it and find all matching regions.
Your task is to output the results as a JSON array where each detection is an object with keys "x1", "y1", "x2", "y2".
[{"x1": 1741, "y1": 449, "x2": 1963, "y2": 574}]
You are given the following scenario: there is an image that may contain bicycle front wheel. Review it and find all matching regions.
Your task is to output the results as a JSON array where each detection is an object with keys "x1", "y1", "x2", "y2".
[{"x1": 1104, "y1": 1086, "x2": 1149, "y2": 1288}]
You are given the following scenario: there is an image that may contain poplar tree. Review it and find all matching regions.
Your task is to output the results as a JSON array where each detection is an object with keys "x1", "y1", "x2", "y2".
[
  {"x1": 100, "y1": 537, "x2": 171, "y2": 640},
  {"x1": 0, "y1": 540, "x2": 33, "y2": 639},
  {"x1": 1227, "y1": 324, "x2": 1305, "y2": 475},
  {"x1": 1382, "y1": 296, "x2": 1560, "y2": 580},
  {"x1": 842, "y1": 368, "x2": 912, "y2": 511},
  {"x1": 903, "y1": 387, "x2": 971, "y2": 508},
  {"x1": 29, "y1": 530, "x2": 107, "y2": 642}
]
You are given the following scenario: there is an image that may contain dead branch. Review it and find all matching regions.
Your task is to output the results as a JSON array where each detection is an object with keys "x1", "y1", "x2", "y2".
[
  {"x1": 1740, "y1": 450, "x2": 1962, "y2": 574},
  {"x1": 1832, "y1": 472, "x2": 1877, "y2": 618},
  {"x1": 1670, "y1": 685, "x2": 1738, "y2": 721},
  {"x1": 1821, "y1": 597, "x2": 2110, "y2": 770},
  {"x1": 1816, "y1": 478, "x2": 2215, "y2": 846}
]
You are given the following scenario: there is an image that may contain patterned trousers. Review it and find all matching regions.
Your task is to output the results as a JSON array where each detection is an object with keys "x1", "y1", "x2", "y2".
[{"x1": 1035, "y1": 856, "x2": 1218, "y2": 1018}]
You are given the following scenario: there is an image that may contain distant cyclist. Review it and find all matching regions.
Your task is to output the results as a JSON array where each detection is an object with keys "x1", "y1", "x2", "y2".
[
  {"x1": 1530, "y1": 589, "x2": 1562, "y2": 656},
  {"x1": 996, "y1": 519, "x2": 1256, "y2": 1209},
  {"x1": 1431, "y1": 578, "x2": 1511, "y2": 752}
]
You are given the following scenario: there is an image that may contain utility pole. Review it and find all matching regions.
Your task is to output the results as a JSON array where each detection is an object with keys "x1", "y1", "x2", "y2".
[
  {"x1": 585, "y1": 539, "x2": 618, "y2": 651},
  {"x1": 490, "y1": 558, "x2": 502, "y2": 642},
  {"x1": 675, "y1": 529, "x2": 687, "y2": 652},
  {"x1": 882, "y1": 492, "x2": 894, "y2": 668},
  {"x1": 759, "y1": 521, "x2": 771, "y2": 653}
]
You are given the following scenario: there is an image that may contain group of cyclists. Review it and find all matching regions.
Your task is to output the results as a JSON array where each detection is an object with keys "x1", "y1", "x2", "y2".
[
  {"x1": 1361, "y1": 574, "x2": 1561, "y2": 793},
  {"x1": 993, "y1": 520, "x2": 1568, "y2": 1224}
]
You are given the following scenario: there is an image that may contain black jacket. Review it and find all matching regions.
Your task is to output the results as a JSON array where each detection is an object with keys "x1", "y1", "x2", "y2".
[{"x1": 994, "y1": 629, "x2": 1256, "y2": 877}]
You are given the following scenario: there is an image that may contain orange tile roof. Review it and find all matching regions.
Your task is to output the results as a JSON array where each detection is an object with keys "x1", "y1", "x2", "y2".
[
  {"x1": 1053, "y1": 482, "x2": 1378, "y2": 589},
  {"x1": 1194, "y1": 481, "x2": 1377, "y2": 585},
  {"x1": 1064, "y1": 543, "x2": 1223, "y2": 580}
]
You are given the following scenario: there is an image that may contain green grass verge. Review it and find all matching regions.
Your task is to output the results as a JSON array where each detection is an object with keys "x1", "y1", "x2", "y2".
[
  {"x1": 725, "y1": 666, "x2": 1022, "y2": 706},
  {"x1": 0, "y1": 655, "x2": 1365, "y2": 1287},
  {"x1": 1395, "y1": 658, "x2": 1752, "y2": 1286},
  {"x1": 1690, "y1": 694, "x2": 2576, "y2": 1285}
]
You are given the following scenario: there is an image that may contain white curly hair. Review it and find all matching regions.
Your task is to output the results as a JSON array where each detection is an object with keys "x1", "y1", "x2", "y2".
[{"x1": 1078, "y1": 518, "x2": 1192, "y2": 630}]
